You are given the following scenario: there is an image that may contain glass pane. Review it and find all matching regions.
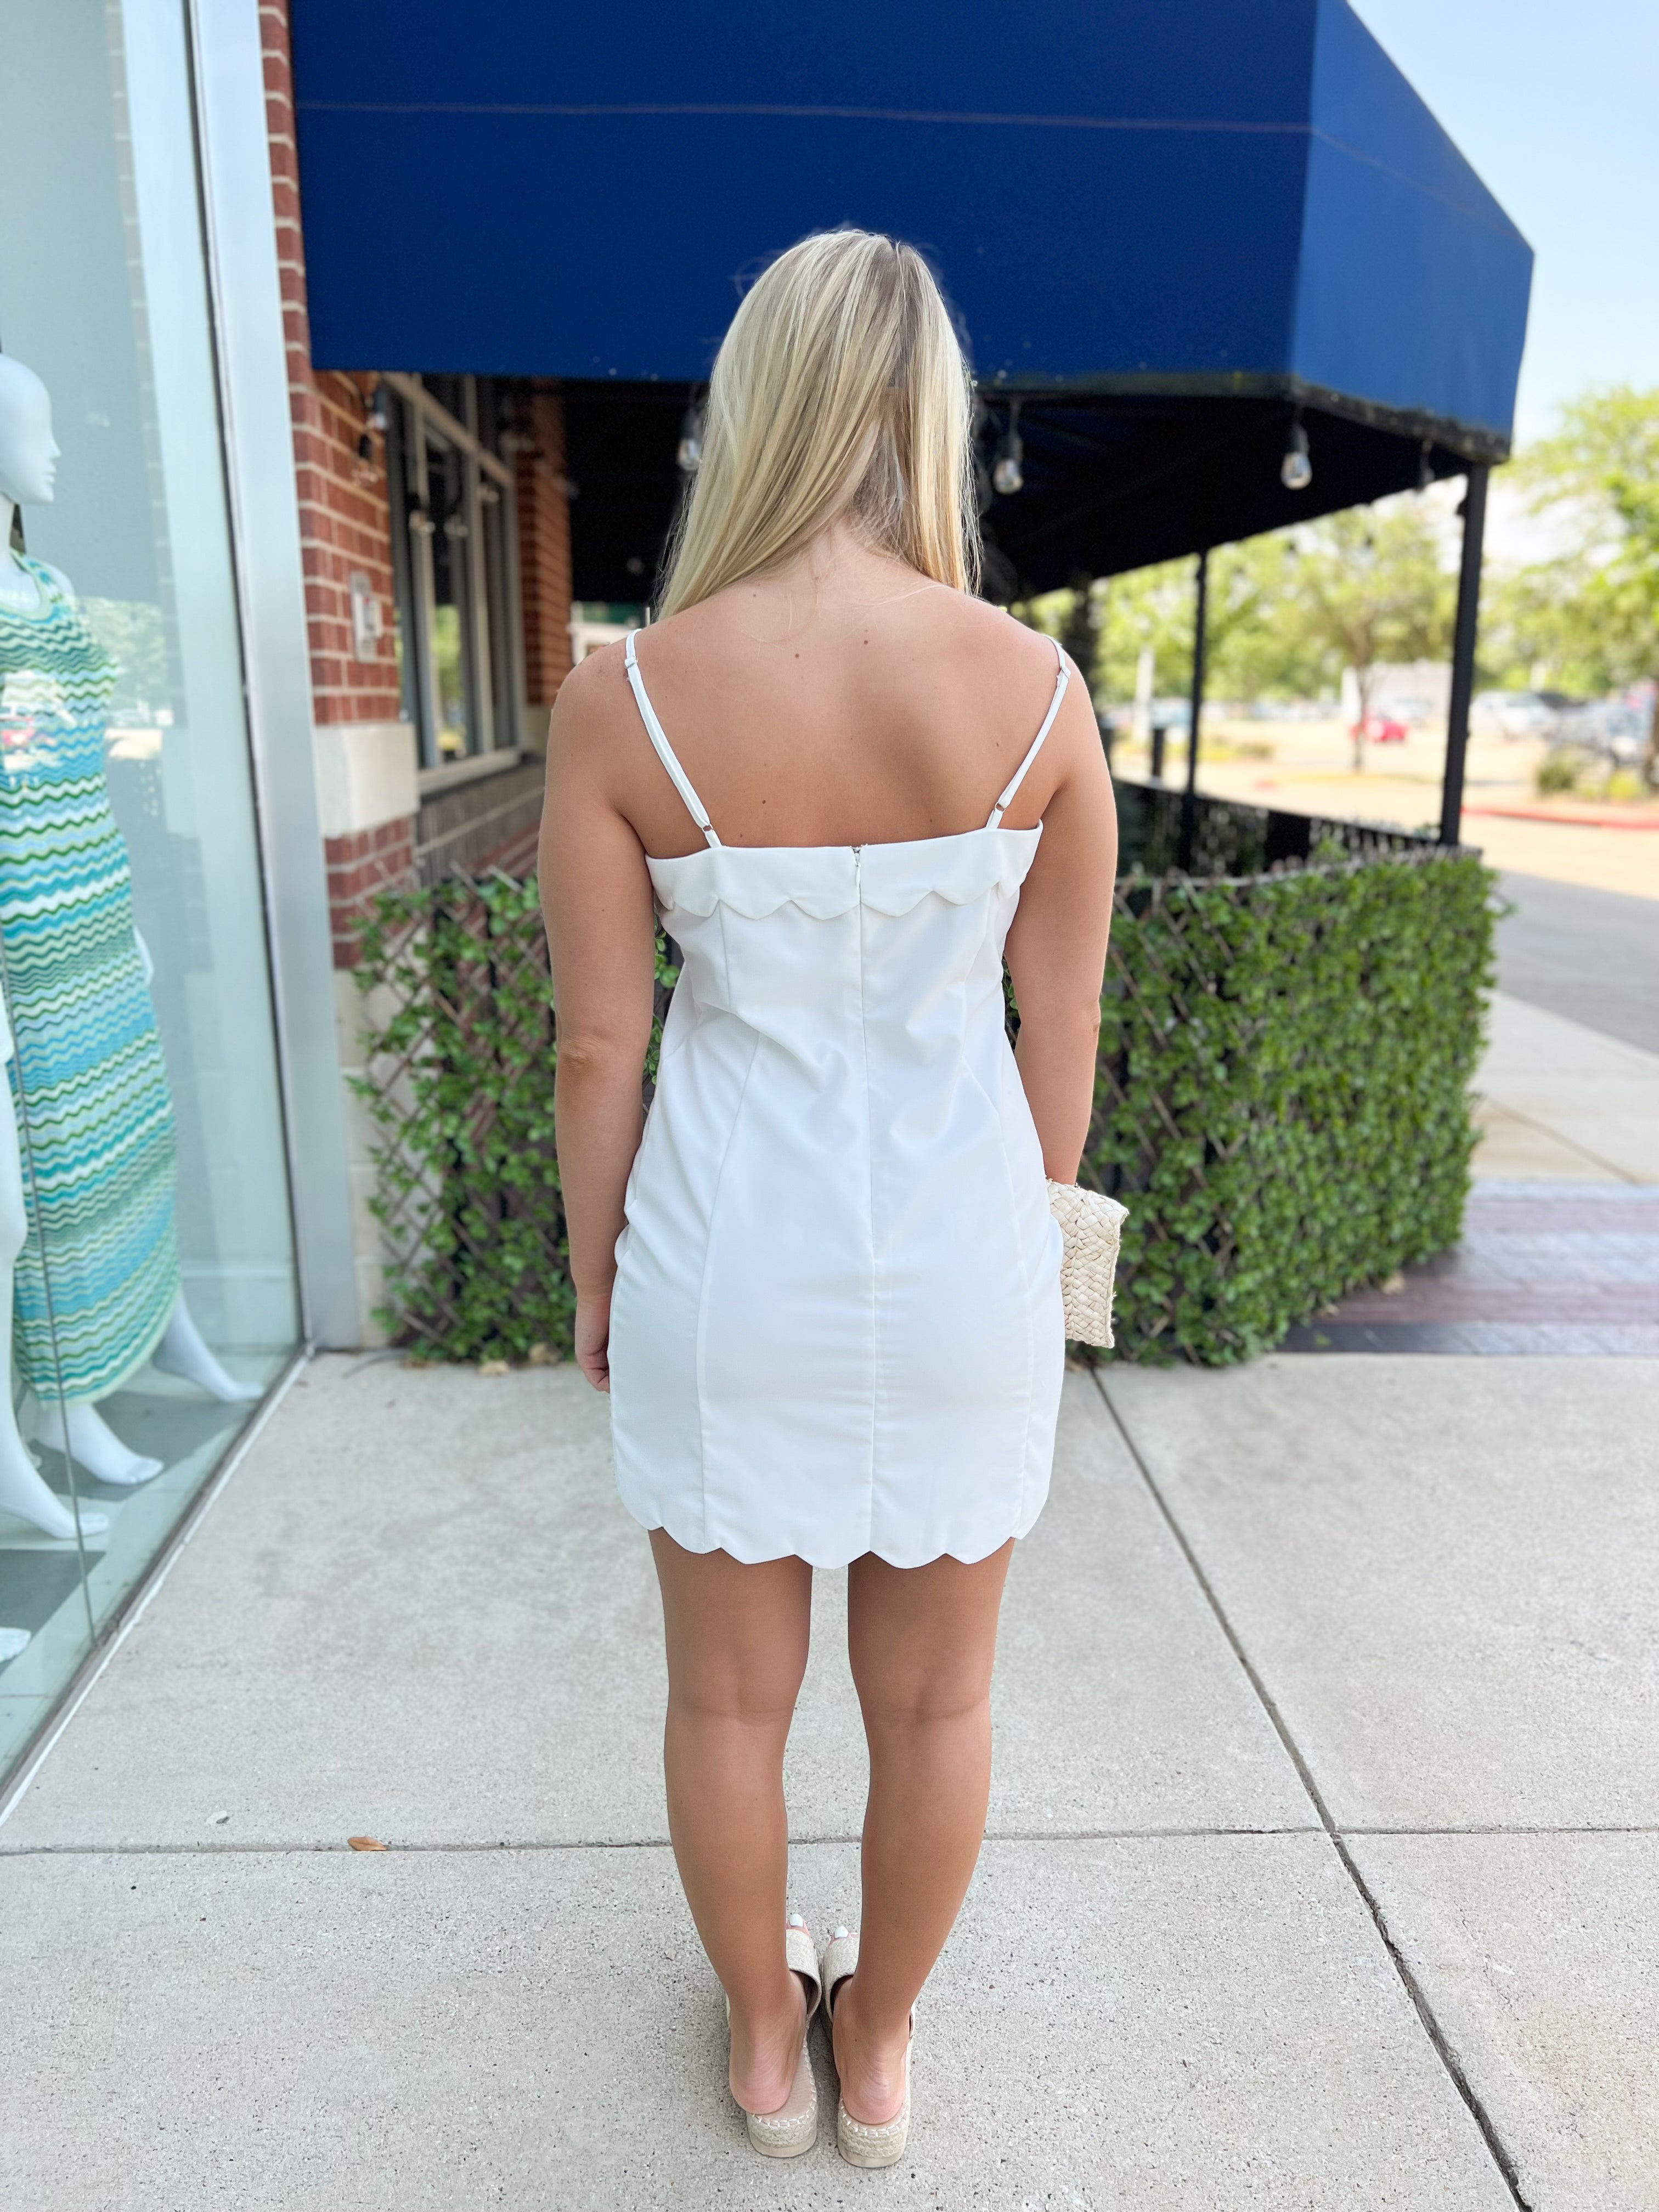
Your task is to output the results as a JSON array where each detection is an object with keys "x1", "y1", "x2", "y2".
[
  {"x1": 426, "y1": 428, "x2": 473, "y2": 759},
  {"x1": 482, "y1": 483, "x2": 515, "y2": 749},
  {"x1": 0, "y1": 0, "x2": 301, "y2": 1777},
  {"x1": 386, "y1": 403, "x2": 420, "y2": 730}
]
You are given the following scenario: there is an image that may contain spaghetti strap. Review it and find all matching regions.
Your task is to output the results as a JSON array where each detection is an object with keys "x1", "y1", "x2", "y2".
[
  {"x1": 986, "y1": 635, "x2": 1069, "y2": 829},
  {"x1": 624, "y1": 629, "x2": 721, "y2": 848}
]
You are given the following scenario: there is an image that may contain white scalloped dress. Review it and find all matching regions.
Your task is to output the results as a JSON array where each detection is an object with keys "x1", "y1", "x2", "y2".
[{"x1": 607, "y1": 633, "x2": 1068, "y2": 1569}]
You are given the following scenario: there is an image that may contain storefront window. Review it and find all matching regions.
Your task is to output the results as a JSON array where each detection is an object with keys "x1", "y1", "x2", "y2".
[
  {"x1": 0, "y1": 0, "x2": 300, "y2": 1782},
  {"x1": 386, "y1": 377, "x2": 522, "y2": 770}
]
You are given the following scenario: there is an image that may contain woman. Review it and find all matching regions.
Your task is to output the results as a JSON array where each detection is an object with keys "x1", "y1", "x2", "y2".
[{"x1": 540, "y1": 229, "x2": 1115, "y2": 2164}]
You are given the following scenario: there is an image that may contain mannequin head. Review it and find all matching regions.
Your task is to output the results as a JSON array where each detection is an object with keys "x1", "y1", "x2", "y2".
[{"x1": 0, "y1": 358, "x2": 59, "y2": 508}]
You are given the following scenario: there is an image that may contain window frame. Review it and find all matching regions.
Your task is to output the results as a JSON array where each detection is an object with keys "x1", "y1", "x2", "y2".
[{"x1": 384, "y1": 374, "x2": 522, "y2": 775}]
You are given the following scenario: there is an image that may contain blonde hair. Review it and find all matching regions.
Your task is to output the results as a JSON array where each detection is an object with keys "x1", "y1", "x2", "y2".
[{"x1": 657, "y1": 229, "x2": 980, "y2": 617}]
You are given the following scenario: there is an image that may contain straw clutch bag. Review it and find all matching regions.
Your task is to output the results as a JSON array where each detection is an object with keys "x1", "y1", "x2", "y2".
[{"x1": 1047, "y1": 1180, "x2": 1129, "y2": 1348}]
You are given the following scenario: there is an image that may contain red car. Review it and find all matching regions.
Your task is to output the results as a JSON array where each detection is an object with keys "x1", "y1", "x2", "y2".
[{"x1": 1353, "y1": 713, "x2": 1408, "y2": 744}]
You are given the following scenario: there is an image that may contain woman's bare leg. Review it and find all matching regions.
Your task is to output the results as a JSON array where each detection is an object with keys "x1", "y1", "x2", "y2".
[
  {"x1": 836, "y1": 1540, "x2": 1014, "y2": 2125},
  {"x1": 648, "y1": 1529, "x2": 813, "y2": 2114}
]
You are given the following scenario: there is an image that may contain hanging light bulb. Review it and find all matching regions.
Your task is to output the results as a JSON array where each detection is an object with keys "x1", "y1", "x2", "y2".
[
  {"x1": 676, "y1": 401, "x2": 703, "y2": 476},
  {"x1": 970, "y1": 398, "x2": 994, "y2": 516},
  {"x1": 1280, "y1": 417, "x2": 1312, "y2": 493},
  {"x1": 991, "y1": 399, "x2": 1024, "y2": 496}
]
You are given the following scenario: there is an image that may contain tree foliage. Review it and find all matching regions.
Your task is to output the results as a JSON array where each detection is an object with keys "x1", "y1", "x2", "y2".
[
  {"x1": 1276, "y1": 504, "x2": 1454, "y2": 756},
  {"x1": 1025, "y1": 498, "x2": 1453, "y2": 754},
  {"x1": 1485, "y1": 385, "x2": 1659, "y2": 778}
]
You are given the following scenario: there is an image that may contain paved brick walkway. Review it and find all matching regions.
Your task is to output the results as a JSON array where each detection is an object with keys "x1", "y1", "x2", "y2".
[{"x1": 1285, "y1": 1181, "x2": 1659, "y2": 1355}]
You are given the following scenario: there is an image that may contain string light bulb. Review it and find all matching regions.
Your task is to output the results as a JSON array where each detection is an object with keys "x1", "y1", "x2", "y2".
[
  {"x1": 1280, "y1": 416, "x2": 1312, "y2": 493},
  {"x1": 676, "y1": 401, "x2": 703, "y2": 475},
  {"x1": 991, "y1": 399, "x2": 1025, "y2": 496}
]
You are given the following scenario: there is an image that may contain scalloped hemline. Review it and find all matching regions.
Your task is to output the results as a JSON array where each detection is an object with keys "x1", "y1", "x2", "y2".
[{"x1": 617, "y1": 1491, "x2": 1047, "y2": 1572}]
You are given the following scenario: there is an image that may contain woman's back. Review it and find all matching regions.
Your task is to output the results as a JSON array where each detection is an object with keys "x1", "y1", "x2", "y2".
[{"x1": 577, "y1": 541, "x2": 1083, "y2": 861}]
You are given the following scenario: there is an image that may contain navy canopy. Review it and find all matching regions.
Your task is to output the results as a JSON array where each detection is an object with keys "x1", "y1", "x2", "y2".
[{"x1": 291, "y1": 0, "x2": 1532, "y2": 596}]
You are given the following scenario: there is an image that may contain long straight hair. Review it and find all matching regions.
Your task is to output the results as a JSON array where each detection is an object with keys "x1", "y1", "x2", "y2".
[{"x1": 657, "y1": 229, "x2": 980, "y2": 617}]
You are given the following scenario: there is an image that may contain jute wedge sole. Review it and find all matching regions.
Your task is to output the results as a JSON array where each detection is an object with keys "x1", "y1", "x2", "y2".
[
  {"x1": 728, "y1": 1914, "x2": 822, "y2": 2159},
  {"x1": 819, "y1": 1927, "x2": 914, "y2": 2169}
]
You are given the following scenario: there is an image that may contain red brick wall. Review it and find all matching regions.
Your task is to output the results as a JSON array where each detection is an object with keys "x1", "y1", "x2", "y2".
[
  {"x1": 324, "y1": 819, "x2": 416, "y2": 969},
  {"x1": 263, "y1": 3, "x2": 402, "y2": 732},
  {"x1": 296, "y1": 374, "x2": 402, "y2": 727},
  {"x1": 264, "y1": 0, "x2": 411, "y2": 975},
  {"x1": 516, "y1": 387, "x2": 574, "y2": 716}
]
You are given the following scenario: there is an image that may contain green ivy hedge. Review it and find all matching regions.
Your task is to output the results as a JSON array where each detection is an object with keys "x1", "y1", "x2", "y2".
[
  {"x1": 351, "y1": 847, "x2": 1494, "y2": 1367},
  {"x1": 1088, "y1": 849, "x2": 1495, "y2": 1362}
]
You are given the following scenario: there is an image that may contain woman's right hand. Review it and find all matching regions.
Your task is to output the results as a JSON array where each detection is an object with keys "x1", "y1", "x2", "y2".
[{"x1": 574, "y1": 1289, "x2": 613, "y2": 1392}]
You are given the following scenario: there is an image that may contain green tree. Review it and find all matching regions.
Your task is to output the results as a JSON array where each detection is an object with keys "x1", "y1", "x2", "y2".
[
  {"x1": 1503, "y1": 385, "x2": 1659, "y2": 782},
  {"x1": 1279, "y1": 503, "x2": 1454, "y2": 769},
  {"x1": 1018, "y1": 496, "x2": 1453, "y2": 755},
  {"x1": 1082, "y1": 536, "x2": 1333, "y2": 713},
  {"x1": 1205, "y1": 535, "x2": 1329, "y2": 703},
  {"x1": 1057, "y1": 569, "x2": 1102, "y2": 693}
]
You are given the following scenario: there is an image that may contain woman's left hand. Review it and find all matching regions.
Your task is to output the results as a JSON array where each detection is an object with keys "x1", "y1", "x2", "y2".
[{"x1": 574, "y1": 1289, "x2": 613, "y2": 1392}]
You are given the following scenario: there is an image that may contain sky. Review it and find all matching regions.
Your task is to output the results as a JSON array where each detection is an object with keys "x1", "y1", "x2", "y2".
[{"x1": 1351, "y1": 0, "x2": 1658, "y2": 448}]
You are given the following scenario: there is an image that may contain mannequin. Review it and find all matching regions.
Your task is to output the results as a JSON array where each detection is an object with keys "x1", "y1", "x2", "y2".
[{"x1": 0, "y1": 353, "x2": 255, "y2": 1542}]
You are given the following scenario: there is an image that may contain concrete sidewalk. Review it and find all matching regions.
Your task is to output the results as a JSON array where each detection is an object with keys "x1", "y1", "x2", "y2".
[
  {"x1": 1474, "y1": 990, "x2": 1659, "y2": 1184},
  {"x1": 3, "y1": 1348, "x2": 1654, "y2": 2209}
]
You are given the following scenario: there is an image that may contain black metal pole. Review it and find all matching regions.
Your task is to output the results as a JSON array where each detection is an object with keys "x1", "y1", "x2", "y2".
[
  {"x1": 1440, "y1": 464, "x2": 1489, "y2": 847},
  {"x1": 1178, "y1": 548, "x2": 1209, "y2": 872}
]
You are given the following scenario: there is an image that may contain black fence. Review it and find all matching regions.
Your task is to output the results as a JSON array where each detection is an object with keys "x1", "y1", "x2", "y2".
[{"x1": 1112, "y1": 776, "x2": 1441, "y2": 879}]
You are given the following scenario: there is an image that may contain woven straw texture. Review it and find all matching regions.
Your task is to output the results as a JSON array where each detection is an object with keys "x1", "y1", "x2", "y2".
[{"x1": 1047, "y1": 1180, "x2": 1128, "y2": 1348}]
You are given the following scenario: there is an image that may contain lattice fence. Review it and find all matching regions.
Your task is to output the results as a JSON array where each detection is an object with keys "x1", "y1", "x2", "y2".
[
  {"x1": 351, "y1": 837, "x2": 1494, "y2": 1364},
  {"x1": 349, "y1": 873, "x2": 676, "y2": 1362},
  {"x1": 1081, "y1": 847, "x2": 1494, "y2": 1359}
]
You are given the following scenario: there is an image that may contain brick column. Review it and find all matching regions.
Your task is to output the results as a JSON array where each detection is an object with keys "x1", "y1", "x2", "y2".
[
  {"x1": 514, "y1": 385, "x2": 574, "y2": 748},
  {"x1": 262, "y1": 0, "x2": 416, "y2": 970},
  {"x1": 263, "y1": 0, "x2": 417, "y2": 1345}
]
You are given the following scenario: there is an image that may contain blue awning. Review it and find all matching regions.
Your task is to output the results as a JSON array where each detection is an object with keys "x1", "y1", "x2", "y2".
[{"x1": 291, "y1": 0, "x2": 1532, "y2": 593}]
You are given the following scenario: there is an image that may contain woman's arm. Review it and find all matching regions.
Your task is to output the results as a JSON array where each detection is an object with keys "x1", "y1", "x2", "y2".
[
  {"x1": 1002, "y1": 663, "x2": 1118, "y2": 1182},
  {"x1": 539, "y1": 652, "x2": 660, "y2": 1390}
]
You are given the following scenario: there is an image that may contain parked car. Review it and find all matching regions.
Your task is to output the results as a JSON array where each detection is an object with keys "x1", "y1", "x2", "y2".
[
  {"x1": 1552, "y1": 699, "x2": 1650, "y2": 765},
  {"x1": 1354, "y1": 713, "x2": 1408, "y2": 744},
  {"x1": 1472, "y1": 689, "x2": 1571, "y2": 741}
]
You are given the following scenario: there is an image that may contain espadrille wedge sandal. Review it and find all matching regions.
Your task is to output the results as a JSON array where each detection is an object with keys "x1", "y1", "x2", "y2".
[
  {"x1": 819, "y1": 1926, "x2": 915, "y2": 2169},
  {"x1": 726, "y1": 1913, "x2": 822, "y2": 2158}
]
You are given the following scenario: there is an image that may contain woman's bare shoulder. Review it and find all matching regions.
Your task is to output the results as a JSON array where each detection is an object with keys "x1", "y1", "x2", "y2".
[
  {"x1": 548, "y1": 639, "x2": 639, "y2": 754},
  {"x1": 919, "y1": 591, "x2": 1069, "y2": 677}
]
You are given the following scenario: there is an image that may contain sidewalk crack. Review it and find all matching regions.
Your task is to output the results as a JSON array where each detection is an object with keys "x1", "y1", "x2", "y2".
[{"x1": 1093, "y1": 1370, "x2": 1534, "y2": 2212}]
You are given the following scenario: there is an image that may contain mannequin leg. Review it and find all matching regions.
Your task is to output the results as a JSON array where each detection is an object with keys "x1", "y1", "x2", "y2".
[
  {"x1": 150, "y1": 1291, "x2": 259, "y2": 1403},
  {"x1": 27, "y1": 1398, "x2": 162, "y2": 1487},
  {"x1": 0, "y1": 1070, "x2": 108, "y2": 1539}
]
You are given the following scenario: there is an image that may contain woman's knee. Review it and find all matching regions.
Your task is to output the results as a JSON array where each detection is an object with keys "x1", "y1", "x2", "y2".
[
  {"x1": 668, "y1": 1640, "x2": 809, "y2": 1729},
  {"x1": 851, "y1": 1653, "x2": 991, "y2": 1734}
]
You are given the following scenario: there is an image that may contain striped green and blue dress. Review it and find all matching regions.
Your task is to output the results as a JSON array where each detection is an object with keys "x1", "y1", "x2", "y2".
[{"x1": 0, "y1": 556, "x2": 179, "y2": 1401}]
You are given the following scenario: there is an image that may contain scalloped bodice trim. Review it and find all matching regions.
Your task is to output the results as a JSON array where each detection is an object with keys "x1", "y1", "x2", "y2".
[{"x1": 646, "y1": 823, "x2": 1042, "y2": 922}]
